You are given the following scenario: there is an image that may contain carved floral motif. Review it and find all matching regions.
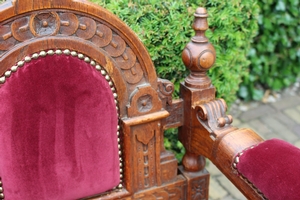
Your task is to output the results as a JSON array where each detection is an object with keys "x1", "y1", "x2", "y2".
[
  {"x1": 137, "y1": 94, "x2": 153, "y2": 113},
  {"x1": 30, "y1": 12, "x2": 60, "y2": 36},
  {"x1": 191, "y1": 178, "x2": 208, "y2": 200}
]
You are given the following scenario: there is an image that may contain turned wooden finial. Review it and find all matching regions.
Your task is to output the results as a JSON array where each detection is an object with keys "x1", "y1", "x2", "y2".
[{"x1": 182, "y1": 7, "x2": 216, "y2": 89}]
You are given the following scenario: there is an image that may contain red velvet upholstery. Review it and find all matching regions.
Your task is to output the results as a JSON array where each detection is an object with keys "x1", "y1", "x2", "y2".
[
  {"x1": 0, "y1": 53, "x2": 120, "y2": 199},
  {"x1": 236, "y1": 138, "x2": 300, "y2": 199}
]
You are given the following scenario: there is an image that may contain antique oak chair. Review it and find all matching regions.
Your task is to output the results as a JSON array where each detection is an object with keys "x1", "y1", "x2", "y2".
[
  {"x1": 0, "y1": 0, "x2": 209, "y2": 199},
  {"x1": 1, "y1": 0, "x2": 300, "y2": 199}
]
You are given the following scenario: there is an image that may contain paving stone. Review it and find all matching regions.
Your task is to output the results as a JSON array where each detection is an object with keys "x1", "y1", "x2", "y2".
[
  {"x1": 260, "y1": 116, "x2": 298, "y2": 142},
  {"x1": 217, "y1": 175, "x2": 246, "y2": 200},
  {"x1": 294, "y1": 140, "x2": 300, "y2": 148},
  {"x1": 234, "y1": 123, "x2": 252, "y2": 130},
  {"x1": 209, "y1": 178, "x2": 228, "y2": 200},
  {"x1": 292, "y1": 124, "x2": 300, "y2": 137},
  {"x1": 231, "y1": 117, "x2": 241, "y2": 126},
  {"x1": 239, "y1": 105, "x2": 276, "y2": 122},
  {"x1": 222, "y1": 195, "x2": 240, "y2": 200},
  {"x1": 262, "y1": 133, "x2": 280, "y2": 140},
  {"x1": 284, "y1": 108, "x2": 300, "y2": 124},
  {"x1": 270, "y1": 96, "x2": 300, "y2": 110},
  {"x1": 207, "y1": 161, "x2": 222, "y2": 176},
  {"x1": 274, "y1": 113, "x2": 297, "y2": 128},
  {"x1": 248, "y1": 119, "x2": 272, "y2": 136}
]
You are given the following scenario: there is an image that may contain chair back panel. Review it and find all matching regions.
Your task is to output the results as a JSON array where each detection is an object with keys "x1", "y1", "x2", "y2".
[
  {"x1": 0, "y1": 0, "x2": 190, "y2": 199},
  {"x1": 0, "y1": 53, "x2": 120, "y2": 199}
]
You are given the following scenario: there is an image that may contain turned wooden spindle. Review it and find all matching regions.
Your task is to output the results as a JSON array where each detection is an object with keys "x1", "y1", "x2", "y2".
[
  {"x1": 179, "y1": 7, "x2": 216, "y2": 172},
  {"x1": 180, "y1": 8, "x2": 265, "y2": 199},
  {"x1": 182, "y1": 7, "x2": 216, "y2": 90}
]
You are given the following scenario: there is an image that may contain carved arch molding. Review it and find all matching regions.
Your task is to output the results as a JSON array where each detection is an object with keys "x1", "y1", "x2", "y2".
[{"x1": 0, "y1": 10, "x2": 147, "y2": 95}]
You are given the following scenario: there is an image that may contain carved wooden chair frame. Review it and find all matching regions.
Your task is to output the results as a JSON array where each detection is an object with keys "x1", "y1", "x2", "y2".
[
  {"x1": 0, "y1": 0, "x2": 209, "y2": 199},
  {"x1": 2, "y1": 0, "x2": 297, "y2": 199}
]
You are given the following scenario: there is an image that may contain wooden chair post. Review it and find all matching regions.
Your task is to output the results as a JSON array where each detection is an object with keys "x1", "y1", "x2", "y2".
[
  {"x1": 178, "y1": 7, "x2": 216, "y2": 200},
  {"x1": 178, "y1": 7, "x2": 265, "y2": 199}
]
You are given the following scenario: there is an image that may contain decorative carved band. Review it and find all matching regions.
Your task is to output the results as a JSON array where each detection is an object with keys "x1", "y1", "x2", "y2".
[
  {"x1": 0, "y1": 178, "x2": 4, "y2": 199},
  {"x1": 136, "y1": 130, "x2": 156, "y2": 190},
  {"x1": 0, "y1": 10, "x2": 144, "y2": 86}
]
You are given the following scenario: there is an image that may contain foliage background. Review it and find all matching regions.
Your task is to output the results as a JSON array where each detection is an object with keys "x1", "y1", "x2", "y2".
[
  {"x1": 239, "y1": 0, "x2": 300, "y2": 101},
  {"x1": 91, "y1": 0, "x2": 260, "y2": 159},
  {"x1": 93, "y1": 0, "x2": 259, "y2": 104}
]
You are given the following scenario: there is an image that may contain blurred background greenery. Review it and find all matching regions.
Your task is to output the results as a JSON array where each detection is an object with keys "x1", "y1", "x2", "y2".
[{"x1": 91, "y1": 0, "x2": 299, "y2": 105}]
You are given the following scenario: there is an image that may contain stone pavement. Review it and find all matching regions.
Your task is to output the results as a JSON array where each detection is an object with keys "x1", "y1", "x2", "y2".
[{"x1": 207, "y1": 84, "x2": 300, "y2": 199}]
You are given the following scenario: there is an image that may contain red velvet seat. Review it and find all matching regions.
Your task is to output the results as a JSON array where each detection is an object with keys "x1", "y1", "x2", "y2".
[{"x1": 0, "y1": 52, "x2": 121, "y2": 199}]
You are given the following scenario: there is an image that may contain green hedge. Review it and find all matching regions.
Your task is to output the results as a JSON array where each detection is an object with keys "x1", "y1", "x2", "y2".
[
  {"x1": 93, "y1": 0, "x2": 259, "y2": 106},
  {"x1": 239, "y1": 0, "x2": 300, "y2": 101},
  {"x1": 92, "y1": 0, "x2": 259, "y2": 160},
  {"x1": 0, "y1": 0, "x2": 259, "y2": 103}
]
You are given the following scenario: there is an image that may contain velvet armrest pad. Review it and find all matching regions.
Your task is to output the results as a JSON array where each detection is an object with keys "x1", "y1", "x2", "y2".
[{"x1": 236, "y1": 138, "x2": 300, "y2": 199}]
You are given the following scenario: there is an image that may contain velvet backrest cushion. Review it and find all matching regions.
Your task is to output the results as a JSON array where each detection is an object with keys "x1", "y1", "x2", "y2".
[
  {"x1": 0, "y1": 53, "x2": 120, "y2": 199},
  {"x1": 236, "y1": 138, "x2": 300, "y2": 199}
]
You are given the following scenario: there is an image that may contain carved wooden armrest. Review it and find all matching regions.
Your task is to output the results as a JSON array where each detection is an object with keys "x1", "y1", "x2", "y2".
[{"x1": 178, "y1": 7, "x2": 265, "y2": 199}]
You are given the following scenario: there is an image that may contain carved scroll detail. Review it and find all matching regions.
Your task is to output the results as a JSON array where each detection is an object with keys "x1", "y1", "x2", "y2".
[
  {"x1": 0, "y1": 11, "x2": 144, "y2": 86},
  {"x1": 157, "y1": 78, "x2": 174, "y2": 106},
  {"x1": 196, "y1": 99, "x2": 237, "y2": 140}
]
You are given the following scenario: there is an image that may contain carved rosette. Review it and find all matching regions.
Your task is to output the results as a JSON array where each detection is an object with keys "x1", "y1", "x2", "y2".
[
  {"x1": 127, "y1": 85, "x2": 162, "y2": 117},
  {"x1": 137, "y1": 95, "x2": 153, "y2": 113},
  {"x1": 191, "y1": 177, "x2": 208, "y2": 200},
  {"x1": 0, "y1": 11, "x2": 144, "y2": 87},
  {"x1": 30, "y1": 12, "x2": 60, "y2": 36}
]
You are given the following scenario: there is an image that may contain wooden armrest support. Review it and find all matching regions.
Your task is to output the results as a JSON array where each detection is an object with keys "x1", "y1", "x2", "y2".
[
  {"x1": 184, "y1": 99, "x2": 264, "y2": 199},
  {"x1": 178, "y1": 7, "x2": 266, "y2": 199}
]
